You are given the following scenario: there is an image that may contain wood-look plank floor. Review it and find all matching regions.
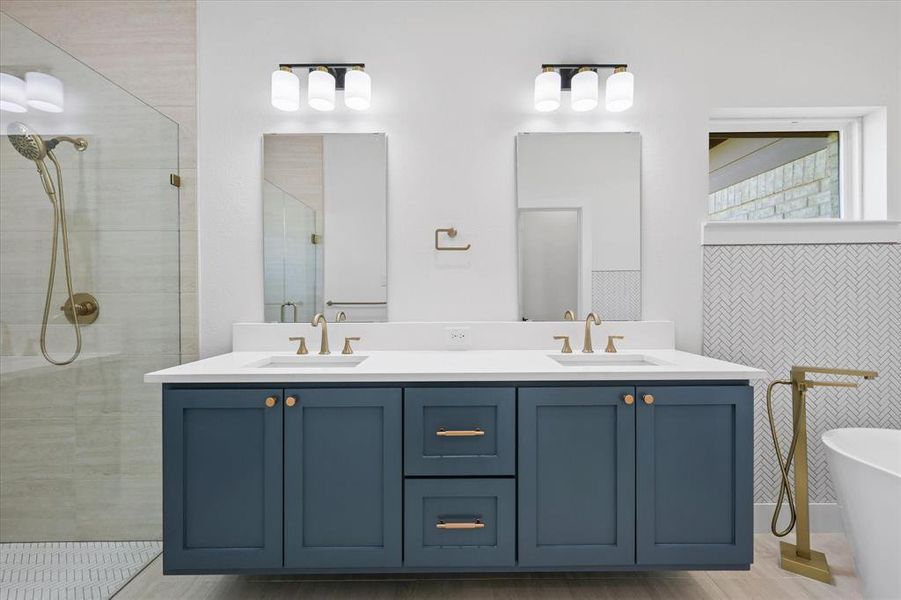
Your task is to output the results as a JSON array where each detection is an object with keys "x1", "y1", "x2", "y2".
[{"x1": 113, "y1": 534, "x2": 861, "y2": 599}]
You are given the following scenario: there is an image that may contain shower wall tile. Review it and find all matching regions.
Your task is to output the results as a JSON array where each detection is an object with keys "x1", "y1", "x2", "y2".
[
  {"x1": 180, "y1": 292, "x2": 199, "y2": 356},
  {"x1": 0, "y1": 169, "x2": 180, "y2": 233},
  {"x1": 0, "y1": 231, "x2": 180, "y2": 295},
  {"x1": 0, "y1": 1, "x2": 196, "y2": 109},
  {"x1": 703, "y1": 243, "x2": 901, "y2": 503},
  {"x1": 0, "y1": 418, "x2": 75, "y2": 482},
  {"x1": 0, "y1": 293, "x2": 180, "y2": 356},
  {"x1": 0, "y1": 358, "x2": 80, "y2": 419},
  {"x1": 74, "y1": 412, "x2": 161, "y2": 479},
  {"x1": 178, "y1": 168, "x2": 197, "y2": 230},
  {"x1": 159, "y1": 105, "x2": 197, "y2": 169},
  {"x1": 180, "y1": 228, "x2": 198, "y2": 293},
  {"x1": 74, "y1": 476, "x2": 162, "y2": 540},
  {"x1": 0, "y1": 479, "x2": 76, "y2": 542}
]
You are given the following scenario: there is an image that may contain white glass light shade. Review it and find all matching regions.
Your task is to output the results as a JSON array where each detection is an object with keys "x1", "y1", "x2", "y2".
[
  {"x1": 25, "y1": 72, "x2": 64, "y2": 113},
  {"x1": 605, "y1": 69, "x2": 634, "y2": 112},
  {"x1": 308, "y1": 68, "x2": 336, "y2": 111},
  {"x1": 271, "y1": 68, "x2": 300, "y2": 111},
  {"x1": 534, "y1": 69, "x2": 561, "y2": 112},
  {"x1": 344, "y1": 67, "x2": 371, "y2": 111},
  {"x1": 570, "y1": 69, "x2": 598, "y2": 112},
  {"x1": 0, "y1": 73, "x2": 27, "y2": 113}
]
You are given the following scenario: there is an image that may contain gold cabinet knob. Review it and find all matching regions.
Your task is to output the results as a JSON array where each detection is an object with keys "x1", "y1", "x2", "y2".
[
  {"x1": 643, "y1": 394, "x2": 655, "y2": 405},
  {"x1": 265, "y1": 396, "x2": 277, "y2": 408},
  {"x1": 286, "y1": 396, "x2": 297, "y2": 407},
  {"x1": 623, "y1": 394, "x2": 635, "y2": 405}
]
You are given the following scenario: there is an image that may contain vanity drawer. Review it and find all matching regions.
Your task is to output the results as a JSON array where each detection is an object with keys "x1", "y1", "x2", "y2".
[
  {"x1": 404, "y1": 387, "x2": 515, "y2": 476},
  {"x1": 404, "y1": 478, "x2": 515, "y2": 567}
]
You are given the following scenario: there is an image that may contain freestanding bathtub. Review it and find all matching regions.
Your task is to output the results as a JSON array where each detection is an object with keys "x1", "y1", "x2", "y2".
[{"x1": 823, "y1": 428, "x2": 901, "y2": 600}]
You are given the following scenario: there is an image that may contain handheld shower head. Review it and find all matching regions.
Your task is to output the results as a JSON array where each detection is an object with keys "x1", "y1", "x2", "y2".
[{"x1": 7, "y1": 121, "x2": 48, "y2": 161}]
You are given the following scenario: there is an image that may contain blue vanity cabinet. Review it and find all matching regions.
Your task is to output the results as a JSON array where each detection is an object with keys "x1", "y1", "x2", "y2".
[
  {"x1": 283, "y1": 388, "x2": 402, "y2": 568},
  {"x1": 162, "y1": 388, "x2": 284, "y2": 572},
  {"x1": 404, "y1": 387, "x2": 516, "y2": 476},
  {"x1": 518, "y1": 386, "x2": 636, "y2": 567},
  {"x1": 636, "y1": 385, "x2": 753, "y2": 566}
]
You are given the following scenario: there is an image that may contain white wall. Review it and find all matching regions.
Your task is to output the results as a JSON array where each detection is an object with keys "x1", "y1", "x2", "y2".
[{"x1": 197, "y1": 0, "x2": 901, "y2": 356}]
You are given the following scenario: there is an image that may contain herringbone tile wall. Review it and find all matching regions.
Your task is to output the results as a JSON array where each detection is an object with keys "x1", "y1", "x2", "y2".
[
  {"x1": 591, "y1": 270, "x2": 641, "y2": 321},
  {"x1": 703, "y1": 243, "x2": 901, "y2": 503}
]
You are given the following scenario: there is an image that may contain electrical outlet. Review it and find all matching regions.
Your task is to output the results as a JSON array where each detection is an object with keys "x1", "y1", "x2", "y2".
[{"x1": 445, "y1": 327, "x2": 472, "y2": 349}]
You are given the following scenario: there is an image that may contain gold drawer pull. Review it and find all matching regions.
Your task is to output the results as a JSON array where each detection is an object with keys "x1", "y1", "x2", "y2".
[
  {"x1": 436, "y1": 520, "x2": 485, "y2": 530},
  {"x1": 285, "y1": 396, "x2": 297, "y2": 407},
  {"x1": 436, "y1": 428, "x2": 485, "y2": 437},
  {"x1": 623, "y1": 394, "x2": 635, "y2": 405},
  {"x1": 265, "y1": 396, "x2": 277, "y2": 408},
  {"x1": 643, "y1": 394, "x2": 655, "y2": 405}
]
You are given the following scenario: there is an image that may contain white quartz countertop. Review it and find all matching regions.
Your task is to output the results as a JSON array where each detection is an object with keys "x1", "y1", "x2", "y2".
[{"x1": 144, "y1": 349, "x2": 766, "y2": 384}]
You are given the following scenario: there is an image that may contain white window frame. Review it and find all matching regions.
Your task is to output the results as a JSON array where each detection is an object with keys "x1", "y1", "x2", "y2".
[
  {"x1": 704, "y1": 107, "x2": 896, "y2": 245},
  {"x1": 708, "y1": 117, "x2": 860, "y2": 219}
]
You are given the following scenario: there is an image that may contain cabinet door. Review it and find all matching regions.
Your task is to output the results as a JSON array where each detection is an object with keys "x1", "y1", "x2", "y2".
[
  {"x1": 284, "y1": 388, "x2": 402, "y2": 568},
  {"x1": 162, "y1": 388, "x2": 283, "y2": 572},
  {"x1": 518, "y1": 386, "x2": 635, "y2": 566},
  {"x1": 636, "y1": 385, "x2": 753, "y2": 566}
]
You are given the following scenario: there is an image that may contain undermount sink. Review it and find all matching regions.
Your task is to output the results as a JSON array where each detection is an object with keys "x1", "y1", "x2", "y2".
[
  {"x1": 548, "y1": 353, "x2": 668, "y2": 367},
  {"x1": 246, "y1": 354, "x2": 368, "y2": 368}
]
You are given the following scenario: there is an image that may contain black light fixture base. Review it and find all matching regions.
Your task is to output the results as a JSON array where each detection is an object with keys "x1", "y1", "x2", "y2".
[
  {"x1": 278, "y1": 63, "x2": 365, "y2": 90},
  {"x1": 541, "y1": 63, "x2": 627, "y2": 90}
]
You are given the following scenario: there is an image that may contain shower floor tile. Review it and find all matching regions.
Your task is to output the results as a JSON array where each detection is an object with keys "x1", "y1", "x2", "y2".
[{"x1": 0, "y1": 540, "x2": 160, "y2": 600}]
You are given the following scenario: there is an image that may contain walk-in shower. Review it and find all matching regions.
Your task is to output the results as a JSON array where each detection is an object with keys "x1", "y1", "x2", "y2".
[
  {"x1": 7, "y1": 121, "x2": 95, "y2": 365},
  {"x1": 1, "y1": 10, "x2": 182, "y2": 599}
]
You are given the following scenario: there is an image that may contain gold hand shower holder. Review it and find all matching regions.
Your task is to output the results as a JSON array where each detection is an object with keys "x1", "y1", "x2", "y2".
[{"x1": 767, "y1": 365, "x2": 877, "y2": 584}]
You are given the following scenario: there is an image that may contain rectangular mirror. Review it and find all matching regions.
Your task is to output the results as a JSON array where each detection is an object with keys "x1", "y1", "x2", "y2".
[
  {"x1": 516, "y1": 132, "x2": 641, "y2": 321},
  {"x1": 263, "y1": 133, "x2": 387, "y2": 323}
]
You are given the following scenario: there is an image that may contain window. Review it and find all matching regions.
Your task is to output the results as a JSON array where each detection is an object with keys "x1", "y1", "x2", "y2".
[{"x1": 708, "y1": 131, "x2": 840, "y2": 221}]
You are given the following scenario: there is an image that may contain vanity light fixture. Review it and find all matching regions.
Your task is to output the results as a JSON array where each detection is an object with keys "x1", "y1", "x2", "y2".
[
  {"x1": 270, "y1": 63, "x2": 368, "y2": 112},
  {"x1": 0, "y1": 73, "x2": 27, "y2": 113},
  {"x1": 25, "y1": 71, "x2": 64, "y2": 113},
  {"x1": 605, "y1": 66, "x2": 634, "y2": 112},
  {"x1": 343, "y1": 66, "x2": 371, "y2": 111},
  {"x1": 570, "y1": 67, "x2": 598, "y2": 112},
  {"x1": 534, "y1": 64, "x2": 633, "y2": 113},
  {"x1": 308, "y1": 67, "x2": 336, "y2": 111},
  {"x1": 271, "y1": 66, "x2": 300, "y2": 111},
  {"x1": 533, "y1": 67, "x2": 561, "y2": 112}
]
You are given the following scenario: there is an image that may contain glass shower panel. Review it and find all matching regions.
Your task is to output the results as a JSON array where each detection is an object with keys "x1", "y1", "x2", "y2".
[
  {"x1": 284, "y1": 195, "x2": 316, "y2": 323},
  {"x1": 262, "y1": 180, "x2": 287, "y2": 323},
  {"x1": 0, "y1": 12, "x2": 180, "y2": 542},
  {"x1": 262, "y1": 179, "x2": 317, "y2": 323}
]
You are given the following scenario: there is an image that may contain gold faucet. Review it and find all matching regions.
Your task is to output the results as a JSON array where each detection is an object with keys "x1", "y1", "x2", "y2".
[
  {"x1": 311, "y1": 313, "x2": 330, "y2": 355},
  {"x1": 605, "y1": 335, "x2": 624, "y2": 353},
  {"x1": 336, "y1": 311, "x2": 347, "y2": 322},
  {"x1": 553, "y1": 335, "x2": 573, "y2": 353},
  {"x1": 563, "y1": 310, "x2": 575, "y2": 321},
  {"x1": 288, "y1": 336, "x2": 308, "y2": 355},
  {"x1": 767, "y1": 365, "x2": 877, "y2": 583},
  {"x1": 582, "y1": 312, "x2": 602, "y2": 353},
  {"x1": 342, "y1": 337, "x2": 361, "y2": 355}
]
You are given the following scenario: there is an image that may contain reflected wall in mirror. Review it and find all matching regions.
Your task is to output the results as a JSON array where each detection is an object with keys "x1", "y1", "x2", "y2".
[
  {"x1": 263, "y1": 133, "x2": 387, "y2": 323},
  {"x1": 516, "y1": 132, "x2": 641, "y2": 321}
]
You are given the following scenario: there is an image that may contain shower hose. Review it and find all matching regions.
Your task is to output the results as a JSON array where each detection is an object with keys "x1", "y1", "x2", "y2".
[
  {"x1": 37, "y1": 150, "x2": 82, "y2": 365},
  {"x1": 766, "y1": 378, "x2": 800, "y2": 537}
]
